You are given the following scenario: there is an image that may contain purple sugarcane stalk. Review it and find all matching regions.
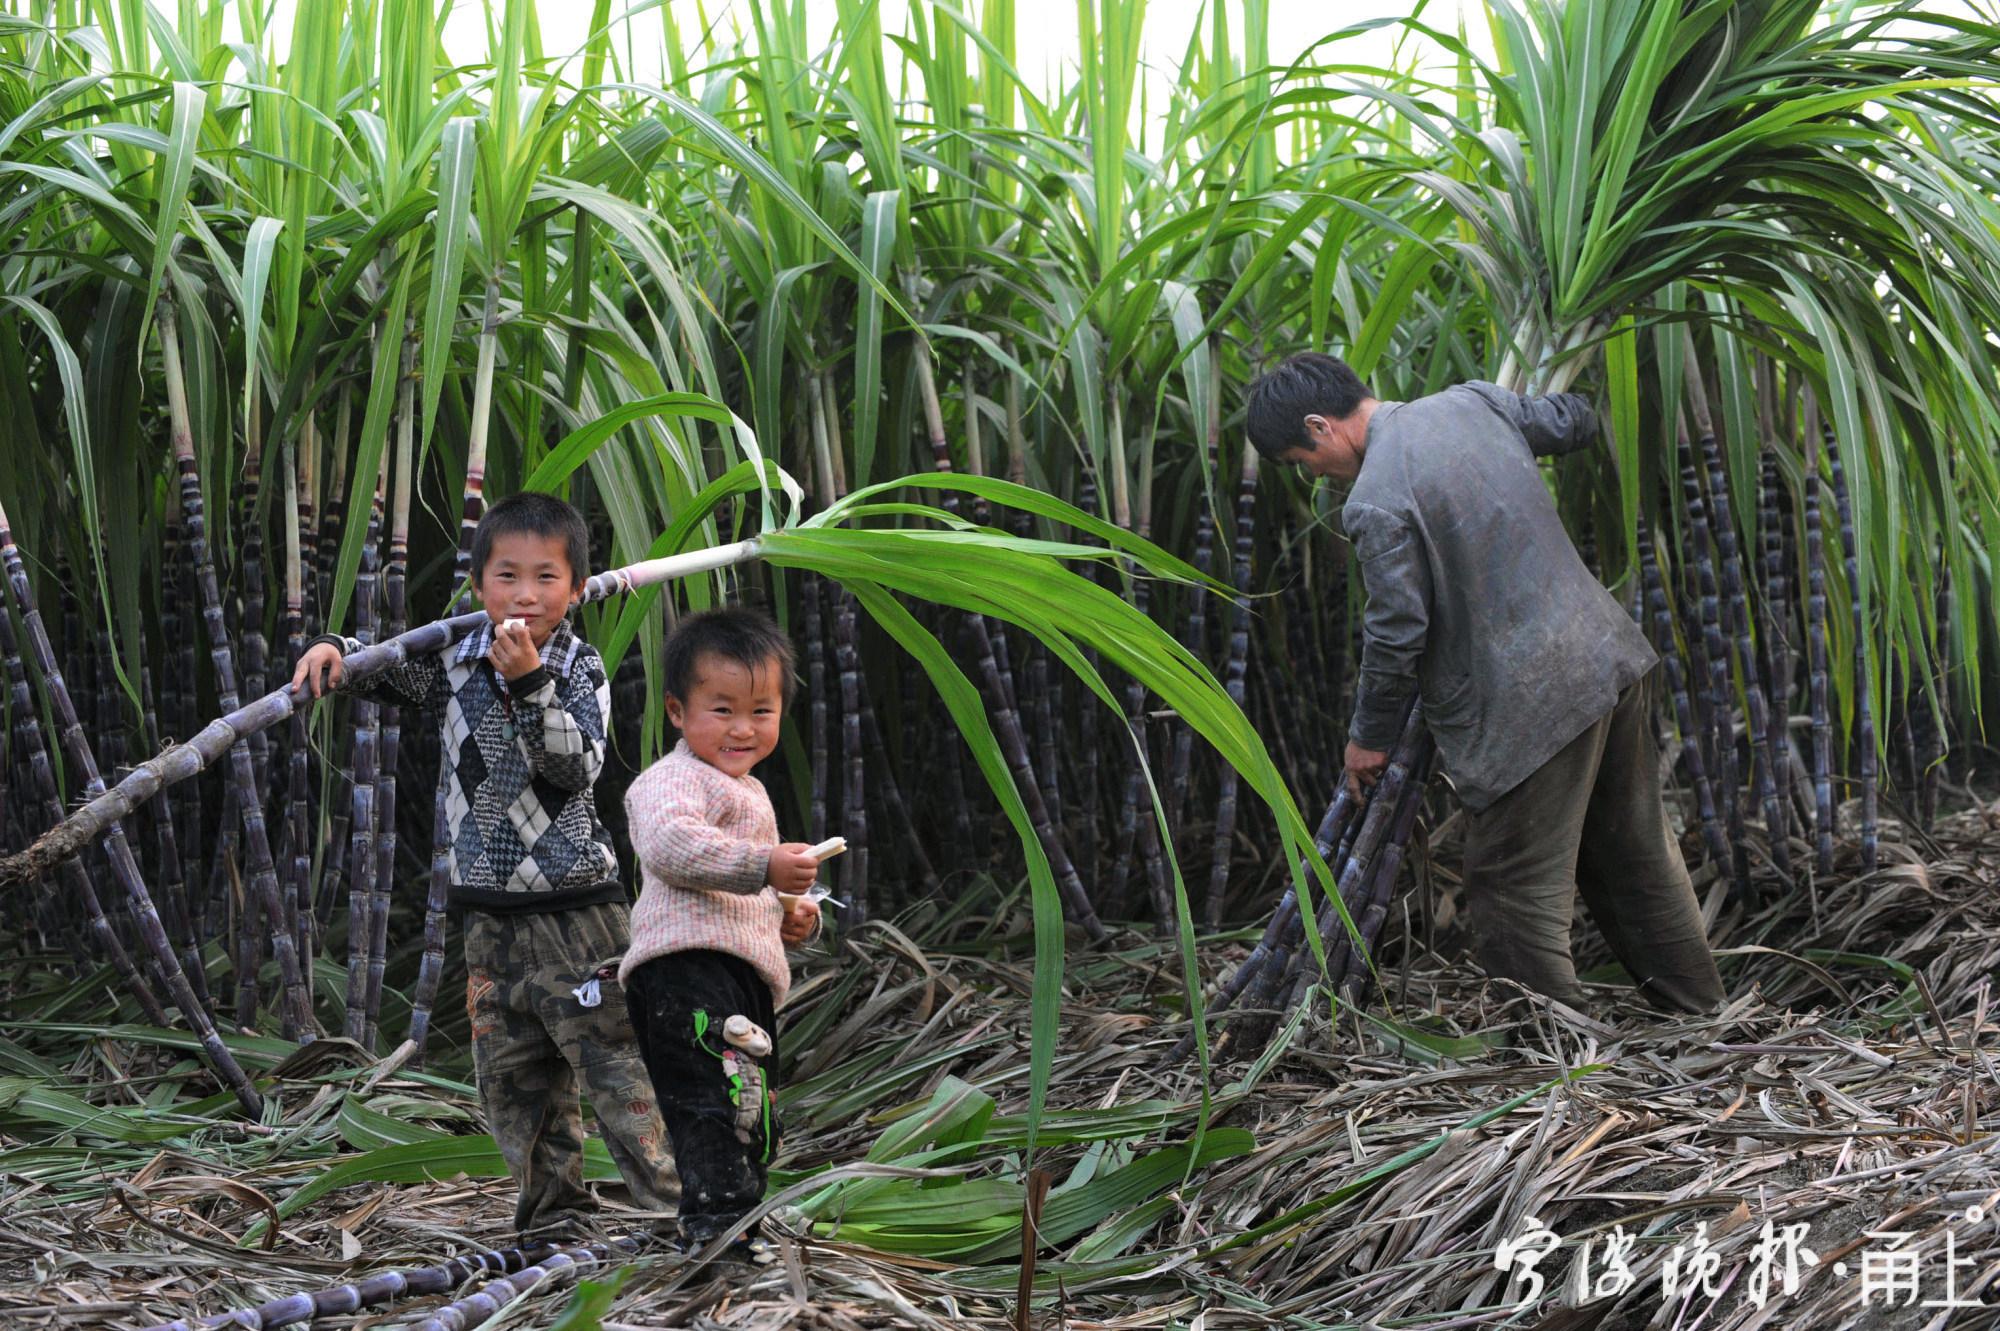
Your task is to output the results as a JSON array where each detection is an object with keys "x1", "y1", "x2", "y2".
[
  {"x1": 915, "y1": 342, "x2": 1103, "y2": 940},
  {"x1": 406, "y1": 1242, "x2": 627, "y2": 1331},
  {"x1": 1271, "y1": 706, "x2": 1432, "y2": 1021},
  {"x1": 1692, "y1": 417, "x2": 1792, "y2": 882},
  {"x1": 1, "y1": 505, "x2": 259, "y2": 1113},
  {"x1": 1804, "y1": 450, "x2": 1836, "y2": 875},
  {"x1": 136, "y1": 1237, "x2": 604, "y2": 1331},
  {"x1": 1824, "y1": 427, "x2": 1877, "y2": 872},
  {"x1": 1679, "y1": 432, "x2": 1752, "y2": 905},
  {"x1": 367, "y1": 358, "x2": 414, "y2": 1051},
  {"x1": 1165, "y1": 781, "x2": 1360, "y2": 1065},
  {"x1": 1205, "y1": 444, "x2": 1259, "y2": 930},
  {"x1": 0, "y1": 611, "x2": 492, "y2": 887},
  {"x1": 159, "y1": 303, "x2": 314, "y2": 1039},
  {"x1": 342, "y1": 477, "x2": 385, "y2": 1045},
  {"x1": 1758, "y1": 450, "x2": 1796, "y2": 839},
  {"x1": 143, "y1": 668, "x2": 209, "y2": 1009},
  {"x1": 1641, "y1": 529, "x2": 1731, "y2": 868},
  {"x1": 2, "y1": 570, "x2": 168, "y2": 1025},
  {"x1": 1331, "y1": 746, "x2": 1436, "y2": 1007}
]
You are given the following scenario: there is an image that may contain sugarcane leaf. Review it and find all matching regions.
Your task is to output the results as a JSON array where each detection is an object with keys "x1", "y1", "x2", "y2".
[
  {"x1": 419, "y1": 117, "x2": 478, "y2": 454},
  {"x1": 136, "y1": 81, "x2": 204, "y2": 355}
]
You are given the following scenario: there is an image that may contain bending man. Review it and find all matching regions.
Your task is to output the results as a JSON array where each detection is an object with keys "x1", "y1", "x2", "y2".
[{"x1": 1244, "y1": 353, "x2": 1724, "y2": 1014}]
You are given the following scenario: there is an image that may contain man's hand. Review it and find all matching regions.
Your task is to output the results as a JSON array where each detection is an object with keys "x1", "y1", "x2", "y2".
[
  {"x1": 291, "y1": 642, "x2": 346, "y2": 698},
  {"x1": 1344, "y1": 740, "x2": 1390, "y2": 800},
  {"x1": 488, "y1": 619, "x2": 542, "y2": 681},
  {"x1": 768, "y1": 843, "x2": 820, "y2": 894},
  {"x1": 780, "y1": 896, "x2": 820, "y2": 945}
]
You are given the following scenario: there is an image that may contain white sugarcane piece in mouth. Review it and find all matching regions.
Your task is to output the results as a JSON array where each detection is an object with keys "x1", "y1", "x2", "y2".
[{"x1": 501, "y1": 617, "x2": 526, "y2": 634}]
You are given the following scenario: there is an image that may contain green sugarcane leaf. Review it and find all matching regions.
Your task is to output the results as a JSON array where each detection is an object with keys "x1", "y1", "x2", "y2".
[
  {"x1": 136, "y1": 81, "x2": 204, "y2": 356},
  {"x1": 237, "y1": 216, "x2": 282, "y2": 433},
  {"x1": 419, "y1": 117, "x2": 478, "y2": 454}
]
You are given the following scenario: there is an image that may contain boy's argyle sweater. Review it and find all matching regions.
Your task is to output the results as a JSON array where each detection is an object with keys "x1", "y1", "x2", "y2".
[{"x1": 311, "y1": 618, "x2": 621, "y2": 913}]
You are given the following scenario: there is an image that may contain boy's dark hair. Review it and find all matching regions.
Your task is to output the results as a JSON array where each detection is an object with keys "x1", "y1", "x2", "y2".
[
  {"x1": 1243, "y1": 353, "x2": 1373, "y2": 460},
  {"x1": 663, "y1": 608, "x2": 797, "y2": 705},
  {"x1": 471, "y1": 493, "x2": 590, "y2": 585}
]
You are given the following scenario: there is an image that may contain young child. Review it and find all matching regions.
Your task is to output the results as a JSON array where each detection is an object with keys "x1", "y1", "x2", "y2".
[
  {"x1": 292, "y1": 493, "x2": 679, "y2": 1245},
  {"x1": 619, "y1": 608, "x2": 822, "y2": 1259}
]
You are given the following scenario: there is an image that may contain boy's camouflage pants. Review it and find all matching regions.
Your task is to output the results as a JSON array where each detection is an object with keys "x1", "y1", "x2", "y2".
[{"x1": 464, "y1": 901, "x2": 680, "y2": 1240}]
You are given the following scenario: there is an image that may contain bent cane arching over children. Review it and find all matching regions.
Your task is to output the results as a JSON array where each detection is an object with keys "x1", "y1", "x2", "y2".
[{"x1": 1, "y1": 0, "x2": 1998, "y2": 1325}]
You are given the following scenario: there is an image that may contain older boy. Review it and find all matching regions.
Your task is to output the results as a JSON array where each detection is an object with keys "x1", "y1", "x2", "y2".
[{"x1": 294, "y1": 493, "x2": 678, "y2": 1243}]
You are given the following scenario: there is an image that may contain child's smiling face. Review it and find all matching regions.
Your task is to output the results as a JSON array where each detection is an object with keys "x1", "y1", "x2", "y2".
[{"x1": 667, "y1": 651, "x2": 785, "y2": 778}]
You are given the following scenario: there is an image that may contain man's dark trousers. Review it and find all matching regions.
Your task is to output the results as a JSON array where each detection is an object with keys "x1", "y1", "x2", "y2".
[{"x1": 1462, "y1": 668, "x2": 1726, "y2": 1013}]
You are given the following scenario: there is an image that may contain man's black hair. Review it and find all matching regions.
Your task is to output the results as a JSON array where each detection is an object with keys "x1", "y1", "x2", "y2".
[
  {"x1": 1243, "y1": 353, "x2": 1374, "y2": 461},
  {"x1": 471, "y1": 492, "x2": 590, "y2": 585},
  {"x1": 663, "y1": 607, "x2": 798, "y2": 705}
]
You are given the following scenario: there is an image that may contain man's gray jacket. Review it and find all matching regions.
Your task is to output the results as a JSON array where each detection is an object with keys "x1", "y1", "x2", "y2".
[{"x1": 1341, "y1": 381, "x2": 1657, "y2": 811}]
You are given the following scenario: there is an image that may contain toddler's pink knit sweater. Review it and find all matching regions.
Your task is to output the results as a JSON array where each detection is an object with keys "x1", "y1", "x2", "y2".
[{"x1": 619, "y1": 740, "x2": 793, "y2": 1006}]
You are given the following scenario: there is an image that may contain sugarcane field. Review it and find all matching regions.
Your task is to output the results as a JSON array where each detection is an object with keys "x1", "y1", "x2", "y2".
[{"x1": 9, "y1": 0, "x2": 2000, "y2": 1325}]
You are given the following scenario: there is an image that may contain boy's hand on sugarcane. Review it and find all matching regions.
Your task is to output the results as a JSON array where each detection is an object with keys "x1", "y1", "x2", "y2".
[
  {"x1": 1344, "y1": 740, "x2": 1388, "y2": 800},
  {"x1": 487, "y1": 618, "x2": 541, "y2": 680},
  {"x1": 291, "y1": 642, "x2": 347, "y2": 698},
  {"x1": 768, "y1": 843, "x2": 820, "y2": 893},
  {"x1": 780, "y1": 895, "x2": 820, "y2": 944}
]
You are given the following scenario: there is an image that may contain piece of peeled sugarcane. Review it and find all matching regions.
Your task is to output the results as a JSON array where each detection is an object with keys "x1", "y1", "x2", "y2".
[{"x1": 777, "y1": 835, "x2": 848, "y2": 912}]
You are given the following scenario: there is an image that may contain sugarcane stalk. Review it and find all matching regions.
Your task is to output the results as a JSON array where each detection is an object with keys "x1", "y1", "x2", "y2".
[
  {"x1": 365, "y1": 346, "x2": 416, "y2": 1051},
  {"x1": 241, "y1": 394, "x2": 271, "y2": 791},
  {"x1": 914, "y1": 341, "x2": 1104, "y2": 939},
  {"x1": 1273, "y1": 708, "x2": 1431, "y2": 1014},
  {"x1": 318, "y1": 387, "x2": 354, "y2": 915},
  {"x1": 1759, "y1": 449, "x2": 1796, "y2": 838},
  {"x1": 1678, "y1": 425, "x2": 1752, "y2": 905},
  {"x1": 1, "y1": 538, "x2": 755, "y2": 889},
  {"x1": 343, "y1": 461, "x2": 386, "y2": 1045},
  {"x1": 3, "y1": 578, "x2": 168, "y2": 1025},
  {"x1": 1891, "y1": 657, "x2": 1919, "y2": 815},
  {"x1": 1696, "y1": 435, "x2": 1792, "y2": 879},
  {"x1": 455, "y1": 276, "x2": 503, "y2": 594},
  {"x1": 405, "y1": 778, "x2": 452, "y2": 1067},
  {"x1": 1641, "y1": 529, "x2": 1730, "y2": 868},
  {"x1": 1824, "y1": 426, "x2": 1876, "y2": 871},
  {"x1": 803, "y1": 567, "x2": 830, "y2": 845},
  {"x1": 1330, "y1": 746, "x2": 1436, "y2": 1007},
  {"x1": 1, "y1": 503, "x2": 261, "y2": 1112},
  {"x1": 144, "y1": 667, "x2": 210, "y2": 1008},
  {"x1": 405, "y1": 1242, "x2": 628, "y2": 1331},
  {"x1": 1923, "y1": 537, "x2": 1949, "y2": 830},
  {"x1": 1166, "y1": 365, "x2": 1221, "y2": 837},
  {"x1": 1205, "y1": 443, "x2": 1259, "y2": 930},
  {"x1": 1073, "y1": 475, "x2": 1107, "y2": 883},
  {"x1": 1005, "y1": 367, "x2": 1065, "y2": 840},
  {"x1": 812, "y1": 374, "x2": 869, "y2": 924},
  {"x1": 1685, "y1": 356, "x2": 1790, "y2": 882},
  {"x1": 1164, "y1": 782, "x2": 1359, "y2": 1065},
  {"x1": 858, "y1": 689, "x2": 942, "y2": 897},
  {"x1": 1804, "y1": 431, "x2": 1836, "y2": 875},
  {"x1": 281, "y1": 416, "x2": 311, "y2": 978},
  {"x1": 137, "y1": 1238, "x2": 581, "y2": 1331},
  {"x1": 160, "y1": 302, "x2": 315, "y2": 1040}
]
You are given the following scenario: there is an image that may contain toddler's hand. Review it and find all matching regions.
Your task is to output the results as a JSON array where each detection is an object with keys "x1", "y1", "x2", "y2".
[
  {"x1": 768, "y1": 843, "x2": 819, "y2": 893},
  {"x1": 780, "y1": 896, "x2": 820, "y2": 944},
  {"x1": 291, "y1": 642, "x2": 346, "y2": 698}
]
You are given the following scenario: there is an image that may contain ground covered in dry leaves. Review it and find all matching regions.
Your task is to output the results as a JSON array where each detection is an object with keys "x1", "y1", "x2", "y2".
[{"x1": 3, "y1": 800, "x2": 2000, "y2": 1329}]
